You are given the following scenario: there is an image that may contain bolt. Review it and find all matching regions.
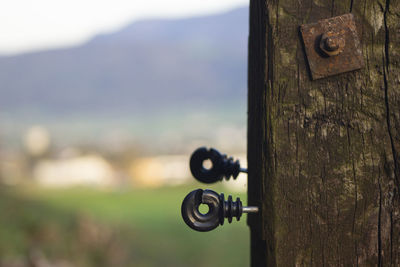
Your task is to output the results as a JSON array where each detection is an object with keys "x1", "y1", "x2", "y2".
[
  {"x1": 324, "y1": 36, "x2": 340, "y2": 51},
  {"x1": 319, "y1": 32, "x2": 345, "y2": 57}
]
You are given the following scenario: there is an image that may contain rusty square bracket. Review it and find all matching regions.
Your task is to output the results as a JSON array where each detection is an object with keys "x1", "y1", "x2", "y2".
[{"x1": 300, "y1": 13, "x2": 364, "y2": 80}]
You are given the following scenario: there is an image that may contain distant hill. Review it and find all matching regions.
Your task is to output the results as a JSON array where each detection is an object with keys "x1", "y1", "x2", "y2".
[
  {"x1": 0, "y1": 7, "x2": 249, "y2": 150},
  {"x1": 0, "y1": 7, "x2": 248, "y2": 115}
]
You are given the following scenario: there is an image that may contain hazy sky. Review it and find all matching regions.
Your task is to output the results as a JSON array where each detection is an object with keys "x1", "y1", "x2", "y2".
[{"x1": 0, "y1": 0, "x2": 248, "y2": 55}]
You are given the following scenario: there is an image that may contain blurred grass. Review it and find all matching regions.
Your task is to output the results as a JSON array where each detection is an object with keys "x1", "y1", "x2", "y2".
[{"x1": 0, "y1": 185, "x2": 249, "y2": 267}]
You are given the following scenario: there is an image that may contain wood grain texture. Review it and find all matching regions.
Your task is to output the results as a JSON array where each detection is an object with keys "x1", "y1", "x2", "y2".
[{"x1": 247, "y1": 0, "x2": 400, "y2": 266}]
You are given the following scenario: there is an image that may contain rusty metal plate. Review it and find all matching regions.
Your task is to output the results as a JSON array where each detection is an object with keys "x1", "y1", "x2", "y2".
[{"x1": 300, "y1": 13, "x2": 364, "y2": 80}]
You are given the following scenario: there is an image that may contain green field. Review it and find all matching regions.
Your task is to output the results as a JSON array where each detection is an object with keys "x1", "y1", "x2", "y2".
[{"x1": 0, "y1": 185, "x2": 249, "y2": 267}]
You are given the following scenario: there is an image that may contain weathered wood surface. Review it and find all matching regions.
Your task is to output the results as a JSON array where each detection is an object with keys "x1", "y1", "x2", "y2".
[{"x1": 247, "y1": 0, "x2": 400, "y2": 266}]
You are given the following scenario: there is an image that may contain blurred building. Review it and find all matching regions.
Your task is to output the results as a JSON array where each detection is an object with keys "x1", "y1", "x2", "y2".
[
  {"x1": 23, "y1": 126, "x2": 51, "y2": 157},
  {"x1": 33, "y1": 154, "x2": 116, "y2": 187},
  {"x1": 129, "y1": 155, "x2": 190, "y2": 187}
]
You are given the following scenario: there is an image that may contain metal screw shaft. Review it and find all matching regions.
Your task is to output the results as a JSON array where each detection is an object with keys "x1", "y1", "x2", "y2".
[{"x1": 242, "y1": 206, "x2": 259, "y2": 213}]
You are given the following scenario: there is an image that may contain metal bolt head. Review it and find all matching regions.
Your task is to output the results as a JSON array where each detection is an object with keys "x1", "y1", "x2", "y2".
[
  {"x1": 319, "y1": 32, "x2": 345, "y2": 57},
  {"x1": 324, "y1": 36, "x2": 340, "y2": 51}
]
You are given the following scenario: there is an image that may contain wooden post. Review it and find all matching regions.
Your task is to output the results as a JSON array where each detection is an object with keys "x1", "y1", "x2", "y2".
[{"x1": 247, "y1": 0, "x2": 400, "y2": 266}]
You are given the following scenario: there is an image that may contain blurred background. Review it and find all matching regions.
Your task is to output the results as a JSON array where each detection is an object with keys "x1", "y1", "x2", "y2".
[{"x1": 0, "y1": 1, "x2": 249, "y2": 266}]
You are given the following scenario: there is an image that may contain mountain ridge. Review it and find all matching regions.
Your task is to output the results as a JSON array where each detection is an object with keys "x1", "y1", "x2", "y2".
[{"x1": 0, "y1": 6, "x2": 249, "y2": 149}]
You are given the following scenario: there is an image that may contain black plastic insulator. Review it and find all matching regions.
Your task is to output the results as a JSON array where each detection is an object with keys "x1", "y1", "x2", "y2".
[
  {"x1": 189, "y1": 147, "x2": 245, "y2": 184},
  {"x1": 181, "y1": 189, "x2": 244, "y2": 232}
]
